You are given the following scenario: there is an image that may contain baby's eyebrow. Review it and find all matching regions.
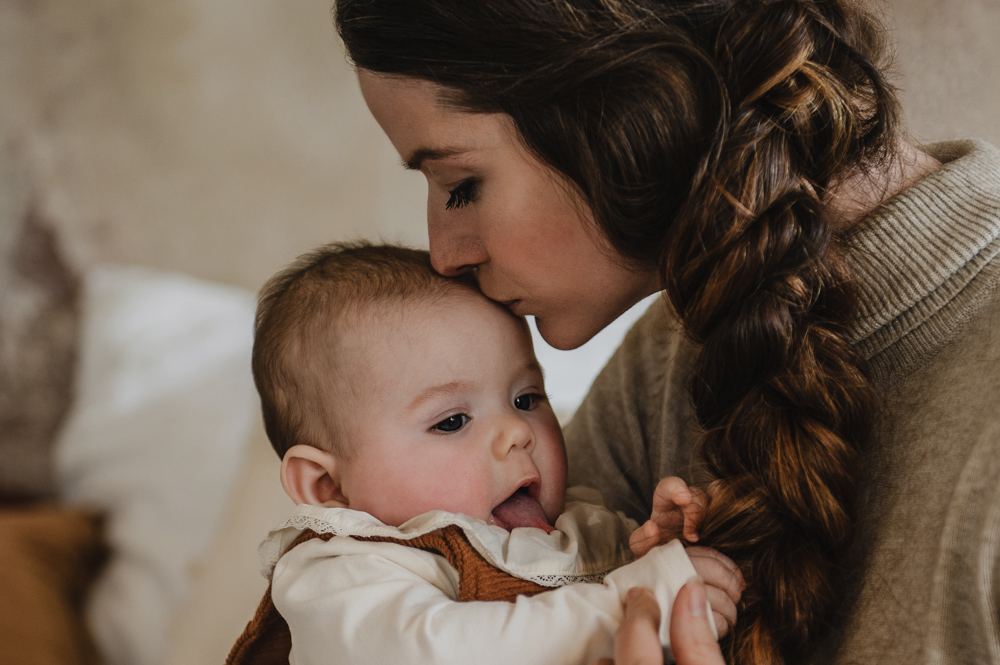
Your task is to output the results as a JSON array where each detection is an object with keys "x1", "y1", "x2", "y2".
[
  {"x1": 407, "y1": 380, "x2": 475, "y2": 412},
  {"x1": 518, "y1": 361, "x2": 547, "y2": 385}
]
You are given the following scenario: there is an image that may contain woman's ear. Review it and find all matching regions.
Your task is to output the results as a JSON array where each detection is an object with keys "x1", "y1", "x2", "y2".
[{"x1": 280, "y1": 445, "x2": 349, "y2": 508}]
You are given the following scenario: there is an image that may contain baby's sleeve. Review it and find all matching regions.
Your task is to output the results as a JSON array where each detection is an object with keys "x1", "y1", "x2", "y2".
[
  {"x1": 272, "y1": 537, "x2": 702, "y2": 665},
  {"x1": 604, "y1": 540, "x2": 715, "y2": 647}
]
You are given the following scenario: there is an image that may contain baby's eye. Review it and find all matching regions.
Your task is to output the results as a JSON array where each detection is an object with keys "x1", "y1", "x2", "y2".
[
  {"x1": 514, "y1": 393, "x2": 545, "y2": 411},
  {"x1": 431, "y1": 414, "x2": 469, "y2": 433}
]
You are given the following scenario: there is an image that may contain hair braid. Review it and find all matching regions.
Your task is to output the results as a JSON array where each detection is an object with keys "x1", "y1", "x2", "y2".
[{"x1": 661, "y1": 2, "x2": 894, "y2": 662}]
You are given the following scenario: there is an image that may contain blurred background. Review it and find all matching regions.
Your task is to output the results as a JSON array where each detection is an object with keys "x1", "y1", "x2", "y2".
[{"x1": 1, "y1": 1, "x2": 998, "y2": 664}]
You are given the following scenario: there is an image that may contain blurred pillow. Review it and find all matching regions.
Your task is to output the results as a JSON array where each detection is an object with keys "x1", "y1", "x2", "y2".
[
  {"x1": 0, "y1": 505, "x2": 105, "y2": 665},
  {"x1": 0, "y1": 148, "x2": 80, "y2": 499},
  {"x1": 54, "y1": 266, "x2": 258, "y2": 665}
]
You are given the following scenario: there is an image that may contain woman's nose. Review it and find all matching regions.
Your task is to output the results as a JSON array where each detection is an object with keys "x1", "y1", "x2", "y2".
[
  {"x1": 492, "y1": 414, "x2": 534, "y2": 459},
  {"x1": 428, "y1": 214, "x2": 488, "y2": 277}
]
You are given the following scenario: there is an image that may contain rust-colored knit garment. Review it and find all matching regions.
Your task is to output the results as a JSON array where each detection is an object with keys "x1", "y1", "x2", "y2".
[{"x1": 226, "y1": 525, "x2": 551, "y2": 665}]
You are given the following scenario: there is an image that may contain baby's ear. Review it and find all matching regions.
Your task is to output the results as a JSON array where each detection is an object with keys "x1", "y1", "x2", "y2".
[{"x1": 280, "y1": 445, "x2": 349, "y2": 508}]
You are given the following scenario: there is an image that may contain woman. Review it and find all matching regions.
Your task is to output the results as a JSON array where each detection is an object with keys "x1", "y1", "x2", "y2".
[{"x1": 334, "y1": 1, "x2": 1000, "y2": 663}]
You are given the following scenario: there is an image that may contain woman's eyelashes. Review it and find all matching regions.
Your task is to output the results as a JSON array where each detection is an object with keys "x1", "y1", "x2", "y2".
[
  {"x1": 445, "y1": 178, "x2": 478, "y2": 210},
  {"x1": 431, "y1": 413, "x2": 470, "y2": 433}
]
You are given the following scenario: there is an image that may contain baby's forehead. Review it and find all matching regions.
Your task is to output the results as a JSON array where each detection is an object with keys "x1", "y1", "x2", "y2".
[
  {"x1": 350, "y1": 283, "x2": 496, "y2": 328},
  {"x1": 327, "y1": 285, "x2": 486, "y2": 356},
  {"x1": 332, "y1": 285, "x2": 535, "y2": 372}
]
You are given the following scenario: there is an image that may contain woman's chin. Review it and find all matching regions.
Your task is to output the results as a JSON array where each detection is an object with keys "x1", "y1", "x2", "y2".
[{"x1": 533, "y1": 316, "x2": 600, "y2": 351}]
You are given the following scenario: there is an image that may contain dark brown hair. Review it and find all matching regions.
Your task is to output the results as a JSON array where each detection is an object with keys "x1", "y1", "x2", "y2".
[
  {"x1": 253, "y1": 241, "x2": 475, "y2": 458},
  {"x1": 335, "y1": 1, "x2": 899, "y2": 662}
]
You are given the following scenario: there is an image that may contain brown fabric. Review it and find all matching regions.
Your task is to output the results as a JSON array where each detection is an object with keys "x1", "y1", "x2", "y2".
[
  {"x1": 227, "y1": 525, "x2": 550, "y2": 665},
  {"x1": 0, "y1": 144, "x2": 81, "y2": 500},
  {"x1": 0, "y1": 505, "x2": 106, "y2": 665},
  {"x1": 358, "y1": 525, "x2": 551, "y2": 602},
  {"x1": 225, "y1": 584, "x2": 292, "y2": 665}
]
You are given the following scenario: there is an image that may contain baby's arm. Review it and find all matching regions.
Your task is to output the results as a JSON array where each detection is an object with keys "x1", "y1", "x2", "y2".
[
  {"x1": 629, "y1": 476, "x2": 743, "y2": 637},
  {"x1": 271, "y1": 538, "x2": 699, "y2": 665}
]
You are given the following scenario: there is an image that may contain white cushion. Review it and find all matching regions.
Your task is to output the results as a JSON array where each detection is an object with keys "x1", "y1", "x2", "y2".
[{"x1": 54, "y1": 266, "x2": 258, "y2": 665}]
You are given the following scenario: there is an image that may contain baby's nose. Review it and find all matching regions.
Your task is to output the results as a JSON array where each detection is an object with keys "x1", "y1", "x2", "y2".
[{"x1": 492, "y1": 414, "x2": 533, "y2": 458}]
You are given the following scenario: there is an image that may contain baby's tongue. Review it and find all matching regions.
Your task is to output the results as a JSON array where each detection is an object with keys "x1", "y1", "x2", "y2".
[{"x1": 492, "y1": 489, "x2": 554, "y2": 534}]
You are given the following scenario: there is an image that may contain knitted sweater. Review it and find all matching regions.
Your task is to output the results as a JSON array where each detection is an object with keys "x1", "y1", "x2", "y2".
[{"x1": 564, "y1": 139, "x2": 1000, "y2": 663}]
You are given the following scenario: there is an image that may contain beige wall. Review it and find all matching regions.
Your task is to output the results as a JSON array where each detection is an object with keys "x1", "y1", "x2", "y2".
[
  {"x1": 3, "y1": 0, "x2": 999, "y2": 292},
  {"x1": 891, "y1": 0, "x2": 1000, "y2": 146},
  {"x1": 3, "y1": 0, "x2": 427, "y2": 291}
]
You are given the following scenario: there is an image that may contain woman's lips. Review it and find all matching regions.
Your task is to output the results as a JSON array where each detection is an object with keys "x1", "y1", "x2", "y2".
[{"x1": 502, "y1": 299, "x2": 523, "y2": 315}]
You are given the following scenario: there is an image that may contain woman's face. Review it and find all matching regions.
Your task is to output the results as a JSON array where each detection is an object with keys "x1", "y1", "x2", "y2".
[{"x1": 358, "y1": 70, "x2": 660, "y2": 350}]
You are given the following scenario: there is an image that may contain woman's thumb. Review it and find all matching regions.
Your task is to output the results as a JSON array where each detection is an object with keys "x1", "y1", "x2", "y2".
[{"x1": 670, "y1": 578, "x2": 725, "y2": 665}]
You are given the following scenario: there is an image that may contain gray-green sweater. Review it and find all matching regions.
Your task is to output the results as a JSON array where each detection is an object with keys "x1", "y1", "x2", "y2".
[{"x1": 565, "y1": 139, "x2": 1000, "y2": 662}]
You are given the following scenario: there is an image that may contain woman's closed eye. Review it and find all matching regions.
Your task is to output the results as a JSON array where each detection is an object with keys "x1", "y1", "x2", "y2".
[
  {"x1": 431, "y1": 413, "x2": 470, "y2": 433},
  {"x1": 445, "y1": 178, "x2": 478, "y2": 210}
]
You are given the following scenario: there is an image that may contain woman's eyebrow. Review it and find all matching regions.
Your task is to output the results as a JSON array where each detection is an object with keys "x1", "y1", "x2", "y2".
[{"x1": 403, "y1": 147, "x2": 468, "y2": 170}]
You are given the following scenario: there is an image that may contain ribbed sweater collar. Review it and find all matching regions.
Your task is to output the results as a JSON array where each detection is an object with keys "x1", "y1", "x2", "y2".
[{"x1": 846, "y1": 139, "x2": 1000, "y2": 381}]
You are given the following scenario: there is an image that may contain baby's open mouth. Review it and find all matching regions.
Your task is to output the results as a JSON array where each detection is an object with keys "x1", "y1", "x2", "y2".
[{"x1": 491, "y1": 485, "x2": 554, "y2": 533}]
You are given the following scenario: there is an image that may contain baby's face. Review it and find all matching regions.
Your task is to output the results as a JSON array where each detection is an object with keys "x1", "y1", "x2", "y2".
[{"x1": 334, "y1": 288, "x2": 566, "y2": 531}]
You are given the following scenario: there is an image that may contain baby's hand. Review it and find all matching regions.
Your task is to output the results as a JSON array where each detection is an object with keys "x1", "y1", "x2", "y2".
[
  {"x1": 629, "y1": 477, "x2": 708, "y2": 558},
  {"x1": 686, "y1": 546, "x2": 744, "y2": 638}
]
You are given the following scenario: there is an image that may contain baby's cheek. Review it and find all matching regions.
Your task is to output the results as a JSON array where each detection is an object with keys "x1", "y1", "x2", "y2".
[
  {"x1": 352, "y1": 459, "x2": 444, "y2": 525},
  {"x1": 386, "y1": 452, "x2": 494, "y2": 522},
  {"x1": 538, "y1": 453, "x2": 567, "y2": 520}
]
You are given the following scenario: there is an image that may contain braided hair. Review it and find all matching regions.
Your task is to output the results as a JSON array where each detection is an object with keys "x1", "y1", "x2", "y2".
[{"x1": 335, "y1": 1, "x2": 899, "y2": 661}]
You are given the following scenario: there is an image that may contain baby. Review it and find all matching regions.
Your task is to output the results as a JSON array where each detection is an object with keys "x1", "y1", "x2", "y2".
[{"x1": 229, "y1": 242, "x2": 726, "y2": 665}]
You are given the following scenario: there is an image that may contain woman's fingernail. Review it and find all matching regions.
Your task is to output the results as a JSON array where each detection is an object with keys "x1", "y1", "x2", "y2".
[
  {"x1": 687, "y1": 576, "x2": 706, "y2": 617},
  {"x1": 626, "y1": 587, "x2": 643, "y2": 603}
]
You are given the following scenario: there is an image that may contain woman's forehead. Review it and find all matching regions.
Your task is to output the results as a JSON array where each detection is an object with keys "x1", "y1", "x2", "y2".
[{"x1": 357, "y1": 69, "x2": 511, "y2": 166}]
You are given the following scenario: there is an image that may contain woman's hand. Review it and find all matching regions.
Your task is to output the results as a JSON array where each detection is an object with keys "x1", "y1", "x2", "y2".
[
  {"x1": 589, "y1": 587, "x2": 663, "y2": 665},
  {"x1": 671, "y1": 579, "x2": 726, "y2": 665},
  {"x1": 588, "y1": 580, "x2": 726, "y2": 665}
]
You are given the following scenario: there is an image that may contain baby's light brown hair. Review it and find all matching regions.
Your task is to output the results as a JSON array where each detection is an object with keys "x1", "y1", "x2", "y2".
[{"x1": 252, "y1": 241, "x2": 476, "y2": 459}]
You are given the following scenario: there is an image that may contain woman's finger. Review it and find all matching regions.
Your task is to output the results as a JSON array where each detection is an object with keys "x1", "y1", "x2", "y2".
[
  {"x1": 670, "y1": 579, "x2": 725, "y2": 665},
  {"x1": 614, "y1": 587, "x2": 664, "y2": 665}
]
